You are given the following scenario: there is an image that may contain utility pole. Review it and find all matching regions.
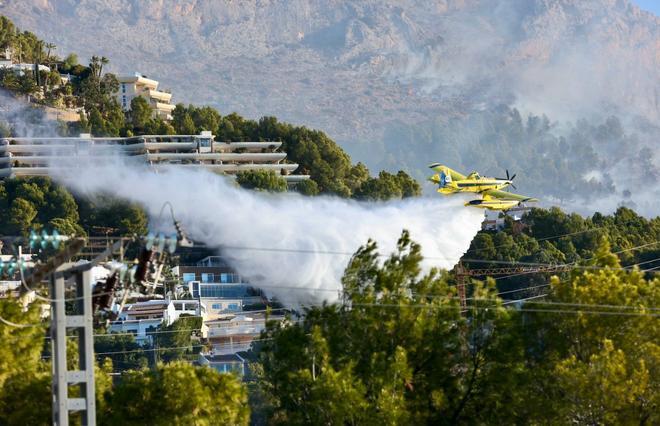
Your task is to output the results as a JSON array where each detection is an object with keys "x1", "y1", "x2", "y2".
[
  {"x1": 50, "y1": 265, "x2": 96, "y2": 426},
  {"x1": 454, "y1": 262, "x2": 468, "y2": 311},
  {"x1": 38, "y1": 237, "x2": 122, "y2": 426}
]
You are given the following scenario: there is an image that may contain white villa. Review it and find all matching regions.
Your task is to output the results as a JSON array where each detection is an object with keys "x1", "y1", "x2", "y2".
[{"x1": 116, "y1": 73, "x2": 175, "y2": 120}]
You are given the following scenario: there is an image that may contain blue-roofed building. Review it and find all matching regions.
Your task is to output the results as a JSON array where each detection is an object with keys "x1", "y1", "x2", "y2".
[{"x1": 172, "y1": 256, "x2": 264, "y2": 320}]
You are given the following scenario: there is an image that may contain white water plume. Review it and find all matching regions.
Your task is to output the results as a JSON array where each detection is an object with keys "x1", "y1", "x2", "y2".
[{"x1": 54, "y1": 158, "x2": 483, "y2": 306}]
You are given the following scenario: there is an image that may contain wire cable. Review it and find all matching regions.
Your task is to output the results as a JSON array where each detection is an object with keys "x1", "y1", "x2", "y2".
[
  {"x1": 464, "y1": 226, "x2": 607, "y2": 255},
  {"x1": 347, "y1": 302, "x2": 660, "y2": 317},
  {"x1": 491, "y1": 241, "x2": 660, "y2": 281},
  {"x1": 0, "y1": 312, "x2": 43, "y2": 328}
]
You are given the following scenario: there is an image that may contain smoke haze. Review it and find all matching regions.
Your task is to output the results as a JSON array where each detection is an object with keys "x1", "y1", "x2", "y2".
[
  {"x1": 3, "y1": 0, "x2": 659, "y2": 217},
  {"x1": 53, "y1": 156, "x2": 483, "y2": 306}
]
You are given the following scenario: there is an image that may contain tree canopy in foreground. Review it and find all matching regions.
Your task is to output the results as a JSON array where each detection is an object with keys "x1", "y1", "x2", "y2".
[{"x1": 253, "y1": 232, "x2": 659, "y2": 424}]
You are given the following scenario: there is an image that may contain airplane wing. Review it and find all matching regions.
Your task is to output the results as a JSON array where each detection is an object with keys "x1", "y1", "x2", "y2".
[
  {"x1": 428, "y1": 163, "x2": 467, "y2": 181},
  {"x1": 482, "y1": 189, "x2": 538, "y2": 202}
]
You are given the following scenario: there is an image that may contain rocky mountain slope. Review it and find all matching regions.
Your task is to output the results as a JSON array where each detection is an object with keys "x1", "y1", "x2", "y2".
[{"x1": 1, "y1": 0, "x2": 659, "y2": 214}]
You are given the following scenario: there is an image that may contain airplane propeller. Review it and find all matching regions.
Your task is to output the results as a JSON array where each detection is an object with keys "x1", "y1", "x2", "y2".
[{"x1": 497, "y1": 169, "x2": 517, "y2": 190}]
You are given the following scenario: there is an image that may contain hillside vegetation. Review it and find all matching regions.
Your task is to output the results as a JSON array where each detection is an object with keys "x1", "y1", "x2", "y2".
[
  {"x1": 4, "y1": 0, "x2": 658, "y2": 214},
  {"x1": 0, "y1": 15, "x2": 419, "y2": 200},
  {"x1": 463, "y1": 206, "x2": 660, "y2": 296}
]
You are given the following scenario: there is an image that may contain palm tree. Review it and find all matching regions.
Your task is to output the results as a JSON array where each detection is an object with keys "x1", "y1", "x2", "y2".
[
  {"x1": 45, "y1": 42, "x2": 56, "y2": 63},
  {"x1": 90, "y1": 55, "x2": 100, "y2": 79},
  {"x1": 99, "y1": 56, "x2": 109, "y2": 78}
]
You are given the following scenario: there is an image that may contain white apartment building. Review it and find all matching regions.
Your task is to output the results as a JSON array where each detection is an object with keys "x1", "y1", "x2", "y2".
[
  {"x1": 116, "y1": 73, "x2": 175, "y2": 120},
  {"x1": 0, "y1": 132, "x2": 310, "y2": 183},
  {"x1": 206, "y1": 314, "x2": 284, "y2": 355}
]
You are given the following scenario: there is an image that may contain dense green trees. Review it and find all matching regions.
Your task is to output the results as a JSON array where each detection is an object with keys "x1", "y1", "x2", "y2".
[
  {"x1": 0, "y1": 177, "x2": 148, "y2": 238},
  {"x1": 103, "y1": 362, "x2": 249, "y2": 425},
  {"x1": 0, "y1": 177, "x2": 82, "y2": 236},
  {"x1": 236, "y1": 169, "x2": 288, "y2": 192},
  {"x1": 462, "y1": 206, "x2": 660, "y2": 295},
  {"x1": 293, "y1": 178, "x2": 320, "y2": 196},
  {"x1": 171, "y1": 105, "x2": 420, "y2": 199},
  {"x1": 253, "y1": 232, "x2": 659, "y2": 424},
  {"x1": 254, "y1": 232, "x2": 525, "y2": 424},
  {"x1": 94, "y1": 334, "x2": 149, "y2": 371},
  {"x1": 0, "y1": 16, "x2": 45, "y2": 63},
  {"x1": 0, "y1": 308, "x2": 249, "y2": 424},
  {"x1": 128, "y1": 96, "x2": 152, "y2": 132},
  {"x1": 353, "y1": 170, "x2": 421, "y2": 201},
  {"x1": 521, "y1": 240, "x2": 659, "y2": 424},
  {"x1": 148, "y1": 315, "x2": 203, "y2": 363}
]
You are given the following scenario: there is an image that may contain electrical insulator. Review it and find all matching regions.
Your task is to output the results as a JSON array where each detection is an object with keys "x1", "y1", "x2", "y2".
[
  {"x1": 174, "y1": 220, "x2": 194, "y2": 248},
  {"x1": 134, "y1": 248, "x2": 154, "y2": 284},
  {"x1": 29, "y1": 229, "x2": 66, "y2": 250},
  {"x1": 92, "y1": 281, "x2": 104, "y2": 312},
  {"x1": 144, "y1": 232, "x2": 178, "y2": 254},
  {"x1": 98, "y1": 273, "x2": 118, "y2": 310}
]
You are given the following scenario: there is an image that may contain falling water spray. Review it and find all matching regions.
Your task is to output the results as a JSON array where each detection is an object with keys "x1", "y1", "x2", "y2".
[{"x1": 53, "y1": 154, "x2": 484, "y2": 306}]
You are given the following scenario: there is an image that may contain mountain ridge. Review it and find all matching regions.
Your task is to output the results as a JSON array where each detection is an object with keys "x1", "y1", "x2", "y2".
[{"x1": 2, "y1": 0, "x2": 657, "y2": 140}]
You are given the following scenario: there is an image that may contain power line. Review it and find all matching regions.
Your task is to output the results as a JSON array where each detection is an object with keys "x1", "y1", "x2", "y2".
[
  {"x1": 464, "y1": 226, "x2": 607, "y2": 255},
  {"x1": 6, "y1": 235, "x2": 658, "y2": 307},
  {"x1": 0, "y1": 312, "x2": 43, "y2": 328},
  {"x1": 493, "y1": 283, "x2": 550, "y2": 296},
  {"x1": 231, "y1": 283, "x2": 660, "y2": 311},
  {"x1": 347, "y1": 302, "x2": 660, "y2": 317},
  {"x1": 271, "y1": 295, "x2": 660, "y2": 316},
  {"x1": 91, "y1": 337, "x2": 277, "y2": 358},
  {"x1": 502, "y1": 294, "x2": 549, "y2": 305},
  {"x1": 459, "y1": 257, "x2": 660, "y2": 272},
  {"x1": 225, "y1": 228, "x2": 606, "y2": 258},
  {"x1": 491, "y1": 241, "x2": 660, "y2": 281}
]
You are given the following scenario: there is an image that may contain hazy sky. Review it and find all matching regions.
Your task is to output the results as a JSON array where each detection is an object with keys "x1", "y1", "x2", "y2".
[{"x1": 635, "y1": 0, "x2": 660, "y2": 15}]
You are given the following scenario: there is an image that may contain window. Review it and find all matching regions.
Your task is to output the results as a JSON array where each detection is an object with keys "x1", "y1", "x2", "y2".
[
  {"x1": 121, "y1": 83, "x2": 126, "y2": 93},
  {"x1": 220, "y1": 273, "x2": 229, "y2": 283},
  {"x1": 212, "y1": 303, "x2": 222, "y2": 310},
  {"x1": 182, "y1": 273, "x2": 196, "y2": 283},
  {"x1": 201, "y1": 273, "x2": 214, "y2": 283},
  {"x1": 199, "y1": 284, "x2": 249, "y2": 298},
  {"x1": 227, "y1": 303, "x2": 239, "y2": 311}
]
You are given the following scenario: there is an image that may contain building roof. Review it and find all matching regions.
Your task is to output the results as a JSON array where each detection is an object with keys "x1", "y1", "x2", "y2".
[{"x1": 117, "y1": 74, "x2": 159, "y2": 88}]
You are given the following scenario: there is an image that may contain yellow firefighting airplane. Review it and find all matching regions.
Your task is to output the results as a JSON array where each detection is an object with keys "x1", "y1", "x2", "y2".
[{"x1": 428, "y1": 163, "x2": 538, "y2": 210}]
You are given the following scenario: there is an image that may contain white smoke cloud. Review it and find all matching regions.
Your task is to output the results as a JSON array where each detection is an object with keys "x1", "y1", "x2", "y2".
[
  {"x1": 0, "y1": 90, "x2": 61, "y2": 137},
  {"x1": 53, "y1": 156, "x2": 483, "y2": 306}
]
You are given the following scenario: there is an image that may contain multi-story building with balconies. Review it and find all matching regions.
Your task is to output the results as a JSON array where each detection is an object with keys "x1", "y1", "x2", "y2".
[
  {"x1": 116, "y1": 73, "x2": 175, "y2": 120},
  {"x1": 0, "y1": 132, "x2": 310, "y2": 183}
]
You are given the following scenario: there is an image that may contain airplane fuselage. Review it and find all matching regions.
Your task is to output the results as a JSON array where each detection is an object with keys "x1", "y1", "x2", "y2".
[
  {"x1": 465, "y1": 197, "x2": 522, "y2": 211},
  {"x1": 429, "y1": 173, "x2": 511, "y2": 194}
]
